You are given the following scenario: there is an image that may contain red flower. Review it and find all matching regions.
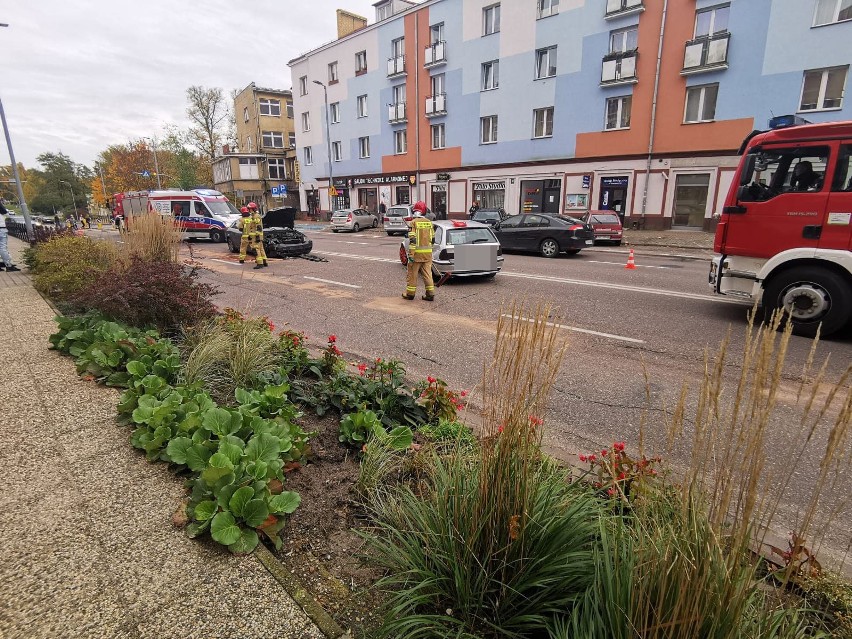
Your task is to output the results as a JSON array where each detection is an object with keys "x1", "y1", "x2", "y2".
[
  {"x1": 328, "y1": 334, "x2": 337, "y2": 343},
  {"x1": 618, "y1": 472, "x2": 626, "y2": 480},
  {"x1": 588, "y1": 454, "x2": 597, "y2": 462},
  {"x1": 528, "y1": 415, "x2": 543, "y2": 427},
  {"x1": 579, "y1": 454, "x2": 587, "y2": 462},
  {"x1": 614, "y1": 442, "x2": 625, "y2": 452},
  {"x1": 497, "y1": 425, "x2": 504, "y2": 434},
  {"x1": 607, "y1": 488, "x2": 616, "y2": 497},
  {"x1": 427, "y1": 375, "x2": 436, "y2": 384},
  {"x1": 601, "y1": 449, "x2": 608, "y2": 457},
  {"x1": 460, "y1": 390, "x2": 468, "y2": 398},
  {"x1": 292, "y1": 336, "x2": 300, "y2": 346},
  {"x1": 357, "y1": 363, "x2": 367, "y2": 375}
]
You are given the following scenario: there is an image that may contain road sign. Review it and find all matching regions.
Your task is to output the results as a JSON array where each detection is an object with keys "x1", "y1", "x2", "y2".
[
  {"x1": 329, "y1": 186, "x2": 338, "y2": 197},
  {"x1": 271, "y1": 186, "x2": 279, "y2": 196},
  {"x1": 141, "y1": 170, "x2": 151, "y2": 178},
  {"x1": 279, "y1": 185, "x2": 287, "y2": 196}
]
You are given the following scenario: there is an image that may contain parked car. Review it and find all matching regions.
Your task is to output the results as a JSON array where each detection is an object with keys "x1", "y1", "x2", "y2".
[
  {"x1": 492, "y1": 213, "x2": 594, "y2": 257},
  {"x1": 331, "y1": 208, "x2": 378, "y2": 232},
  {"x1": 226, "y1": 207, "x2": 313, "y2": 258},
  {"x1": 471, "y1": 208, "x2": 507, "y2": 226},
  {"x1": 384, "y1": 204, "x2": 412, "y2": 236},
  {"x1": 582, "y1": 210, "x2": 623, "y2": 245},
  {"x1": 399, "y1": 219, "x2": 504, "y2": 279}
]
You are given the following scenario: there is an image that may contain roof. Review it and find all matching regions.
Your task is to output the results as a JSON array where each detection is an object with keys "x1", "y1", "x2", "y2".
[
  {"x1": 754, "y1": 119, "x2": 852, "y2": 146},
  {"x1": 236, "y1": 81, "x2": 292, "y2": 100}
]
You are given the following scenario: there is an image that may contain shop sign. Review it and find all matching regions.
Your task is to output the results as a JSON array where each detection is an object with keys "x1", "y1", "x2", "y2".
[
  {"x1": 431, "y1": 183, "x2": 447, "y2": 192},
  {"x1": 601, "y1": 176, "x2": 629, "y2": 188},
  {"x1": 332, "y1": 178, "x2": 348, "y2": 188},
  {"x1": 351, "y1": 173, "x2": 415, "y2": 186},
  {"x1": 436, "y1": 172, "x2": 451, "y2": 181},
  {"x1": 472, "y1": 181, "x2": 506, "y2": 191},
  {"x1": 582, "y1": 175, "x2": 590, "y2": 189}
]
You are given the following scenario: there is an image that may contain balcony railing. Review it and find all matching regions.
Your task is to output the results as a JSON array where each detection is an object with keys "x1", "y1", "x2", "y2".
[
  {"x1": 682, "y1": 32, "x2": 730, "y2": 74},
  {"x1": 601, "y1": 50, "x2": 638, "y2": 84},
  {"x1": 424, "y1": 41, "x2": 447, "y2": 67},
  {"x1": 387, "y1": 55, "x2": 406, "y2": 77},
  {"x1": 388, "y1": 102, "x2": 407, "y2": 123},
  {"x1": 425, "y1": 93, "x2": 447, "y2": 117},
  {"x1": 605, "y1": 0, "x2": 643, "y2": 18}
]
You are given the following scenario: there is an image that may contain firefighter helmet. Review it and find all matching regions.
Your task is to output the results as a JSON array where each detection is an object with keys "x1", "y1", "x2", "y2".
[
  {"x1": 412, "y1": 200, "x2": 427, "y2": 215},
  {"x1": 240, "y1": 206, "x2": 249, "y2": 215},
  {"x1": 247, "y1": 202, "x2": 258, "y2": 210}
]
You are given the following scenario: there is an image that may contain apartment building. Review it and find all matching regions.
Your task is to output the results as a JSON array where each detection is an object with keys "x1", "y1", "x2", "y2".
[
  {"x1": 288, "y1": 0, "x2": 851, "y2": 229},
  {"x1": 212, "y1": 83, "x2": 299, "y2": 211}
]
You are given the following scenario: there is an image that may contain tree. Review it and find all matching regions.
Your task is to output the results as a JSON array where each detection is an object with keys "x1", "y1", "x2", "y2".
[
  {"x1": 0, "y1": 162, "x2": 28, "y2": 209},
  {"x1": 90, "y1": 141, "x2": 163, "y2": 205},
  {"x1": 160, "y1": 126, "x2": 210, "y2": 189},
  {"x1": 186, "y1": 86, "x2": 230, "y2": 161},
  {"x1": 27, "y1": 152, "x2": 92, "y2": 215}
]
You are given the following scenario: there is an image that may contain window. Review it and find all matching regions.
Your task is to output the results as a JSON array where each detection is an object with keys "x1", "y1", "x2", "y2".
[
  {"x1": 259, "y1": 98, "x2": 281, "y2": 116},
  {"x1": 538, "y1": 0, "x2": 559, "y2": 18},
  {"x1": 330, "y1": 102, "x2": 340, "y2": 124},
  {"x1": 694, "y1": 4, "x2": 729, "y2": 38},
  {"x1": 328, "y1": 61, "x2": 339, "y2": 83},
  {"x1": 799, "y1": 66, "x2": 848, "y2": 111},
  {"x1": 286, "y1": 101, "x2": 293, "y2": 118},
  {"x1": 357, "y1": 94, "x2": 368, "y2": 117},
  {"x1": 610, "y1": 27, "x2": 638, "y2": 53},
  {"x1": 238, "y1": 157, "x2": 258, "y2": 180},
  {"x1": 535, "y1": 46, "x2": 557, "y2": 79},
  {"x1": 355, "y1": 50, "x2": 368, "y2": 74},
  {"x1": 262, "y1": 131, "x2": 284, "y2": 148},
  {"x1": 245, "y1": 135, "x2": 253, "y2": 152},
  {"x1": 243, "y1": 107, "x2": 249, "y2": 122},
  {"x1": 814, "y1": 0, "x2": 852, "y2": 25},
  {"x1": 392, "y1": 83, "x2": 406, "y2": 104},
  {"x1": 392, "y1": 37, "x2": 405, "y2": 58},
  {"x1": 359, "y1": 136, "x2": 370, "y2": 159},
  {"x1": 533, "y1": 107, "x2": 554, "y2": 138},
  {"x1": 605, "y1": 96, "x2": 632, "y2": 129},
  {"x1": 483, "y1": 4, "x2": 501, "y2": 35},
  {"x1": 684, "y1": 83, "x2": 718, "y2": 122},
  {"x1": 288, "y1": 132, "x2": 296, "y2": 148},
  {"x1": 482, "y1": 60, "x2": 499, "y2": 90},
  {"x1": 738, "y1": 146, "x2": 830, "y2": 202},
  {"x1": 301, "y1": 112, "x2": 311, "y2": 132},
  {"x1": 430, "y1": 22, "x2": 444, "y2": 44},
  {"x1": 431, "y1": 73, "x2": 445, "y2": 96},
  {"x1": 332, "y1": 141, "x2": 342, "y2": 162},
  {"x1": 299, "y1": 76, "x2": 308, "y2": 96},
  {"x1": 377, "y1": 3, "x2": 390, "y2": 20},
  {"x1": 831, "y1": 144, "x2": 852, "y2": 191},
  {"x1": 304, "y1": 147, "x2": 313, "y2": 165},
  {"x1": 606, "y1": 0, "x2": 643, "y2": 15},
  {"x1": 394, "y1": 129, "x2": 407, "y2": 154},
  {"x1": 431, "y1": 123, "x2": 445, "y2": 150},
  {"x1": 268, "y1": 158, "x2": 286, "y2": 179},
  {"x1": 481, "y1": 115, "x2": 498, "y2": 144}
]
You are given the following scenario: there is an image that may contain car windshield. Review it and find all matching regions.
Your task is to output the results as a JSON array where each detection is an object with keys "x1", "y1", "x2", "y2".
[
  {"x1": 387, "y1": 207, "x2": 408, "y2": 217},
  {"x1": 589, "y1": 214, "x2": 620, "y2": 224},
  {"x1": 473, "y1": 211, "x2": 500, "y2": 221},
  {"x1": 205, "y1": 201, "x2": 240, "y2": 217},
  {"x1": 332, "y1": 210, "x2": 350, "y2": 217},
  {"x1": 556, "y1": 216, "x2": 585, "y2": 226},
  {"x1": 446, "y1": 227, "x2": 497, "y2": 245}
]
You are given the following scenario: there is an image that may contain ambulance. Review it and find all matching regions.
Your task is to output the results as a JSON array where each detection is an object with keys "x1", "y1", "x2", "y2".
[{"x1": 116, "y1": 189, "x2": 242, "y2": 242}]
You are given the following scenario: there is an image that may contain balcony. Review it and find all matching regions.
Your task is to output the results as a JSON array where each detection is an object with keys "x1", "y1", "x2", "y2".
[
  {"x1": 425, "y1": 93, "x2": 447, "y2": 117},
  {"x1": 424, "y1": 41, "x2": 447, "y2": 67},
  {"x1": 682, "y1": 32, "x2": 730, "y2": 75},
  {"x1": 605, "y1": 0, "x2": 644, "y2": 19},
  {"x1": 387, "y1": 55, "x2": 406, "y2": 77},
  {"x1": 388, "y1": 102, "x2": 407, "y2": 123},
  {"x1": 601, "y1": 50, "x2": 638, "y2": 84}
]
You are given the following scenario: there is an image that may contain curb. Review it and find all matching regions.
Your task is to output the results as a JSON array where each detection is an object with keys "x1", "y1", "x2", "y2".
[{"x1": 255, "y1": 544, "x2": 347, "y2": 639}]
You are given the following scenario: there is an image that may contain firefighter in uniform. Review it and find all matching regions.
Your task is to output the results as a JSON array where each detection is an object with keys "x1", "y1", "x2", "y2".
[
  {"x1": 247, "y1": 202, "x2": 268, "y2": 268},
  {"x1": 237, "y1": 206, "x2": 253, "y2": 264},
  {"x1": 403, "y1": 201, "x2": 435, "y2": 301}
]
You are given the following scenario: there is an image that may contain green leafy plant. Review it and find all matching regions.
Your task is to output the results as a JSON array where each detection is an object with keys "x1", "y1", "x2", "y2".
[
  {"x1": 578, "y1": 441, "x2": 662, "y2": 501},
  {"x1": 414, "y1": 375, "x2": 467, "y2": 423},
  {"x1": 30, "y1": 234, "x2": 120, "y2": 304},
  {"x1": 339, "y1": 408, "x2": 413, "y2": 450},
  {"x1": 419, "y1": 419, "x2": 477, "y2": 447}
]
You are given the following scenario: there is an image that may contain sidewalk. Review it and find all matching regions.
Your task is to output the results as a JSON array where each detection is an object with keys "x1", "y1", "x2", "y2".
[
  {"x1": 0, "y1": 238, "x2": 325, "y2": 639},
  {"x1": 623, "y1": 228, "x2": 714, "y2": 251}
]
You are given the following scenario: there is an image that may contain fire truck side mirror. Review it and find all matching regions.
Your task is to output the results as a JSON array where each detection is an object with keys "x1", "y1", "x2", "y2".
[{"x1": 739, "y1": 154, "x2": 756, "y2": 186}]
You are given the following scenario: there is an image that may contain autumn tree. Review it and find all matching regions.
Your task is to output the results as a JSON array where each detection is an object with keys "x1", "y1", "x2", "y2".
[
  {"x1": 186, "y1": 86, "x2": 230, "y2": 161},
  {"x1": 0, "y1": 163, "x2": 28, "y2": 208},
  {"x1": 159, "y1": 126, "x2": 211, "y2": 188},
  {"x1": 27, "y1": 152, "x2": 92, "y2": 215}
]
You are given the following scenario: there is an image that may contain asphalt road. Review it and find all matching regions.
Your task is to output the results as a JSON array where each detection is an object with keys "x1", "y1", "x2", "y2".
[{"x1": 186, "y1": 227, "x2": 852, "y2": 568}]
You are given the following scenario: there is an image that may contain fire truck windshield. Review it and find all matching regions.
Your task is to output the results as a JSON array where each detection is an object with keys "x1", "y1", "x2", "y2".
[
  {"x1": 205, "y1": 201, "x2": 241, "y2": 217},
  {"x1": 739, "y1": 146, "x2": 829, "y2": 202}
]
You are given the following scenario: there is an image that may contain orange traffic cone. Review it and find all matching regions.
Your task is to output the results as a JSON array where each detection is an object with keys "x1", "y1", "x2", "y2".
[{"x1": 625, "y1": 249, "x2": 636, "y2": 270}]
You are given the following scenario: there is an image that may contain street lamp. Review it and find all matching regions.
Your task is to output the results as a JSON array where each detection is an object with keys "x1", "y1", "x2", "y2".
[
  {"x1": 58, "y1": 180, "x2": 79, "y2": 217},
  {"x1": 312, "y1": 80, "x2": 333, "y2": 218},
  {"x1": 0, "y1": 22, "x2": 35, "y2": 240},
  {"x1": 142, "y1": 136, "x2": 162, "y2": 189}
]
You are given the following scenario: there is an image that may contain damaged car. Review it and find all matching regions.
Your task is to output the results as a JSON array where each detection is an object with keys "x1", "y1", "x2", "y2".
[{"x1": 226, "y1": 207, "x2": 313, "y2": 258}]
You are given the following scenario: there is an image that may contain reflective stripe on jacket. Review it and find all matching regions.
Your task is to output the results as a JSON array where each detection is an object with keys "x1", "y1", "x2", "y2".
[{"x1": 408, "y1": 218, "x2": 434, "y2": 257}]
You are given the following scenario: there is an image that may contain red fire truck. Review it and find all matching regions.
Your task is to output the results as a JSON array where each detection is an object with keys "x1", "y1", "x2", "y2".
[{"x1": 710, "y1": 116, "x2": 852, "y2": 337}]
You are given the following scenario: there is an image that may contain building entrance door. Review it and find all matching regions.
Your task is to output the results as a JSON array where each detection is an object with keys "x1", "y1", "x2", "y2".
[
  {"x1": 431, "y1": 185, "x2": 447, "y2": 219},
  {"x1": 359, "y1": 188, "x2": 378, "y2": 213},
  {"x1": 672, "y1": 173, "x2": 710, "y2": 227},
  {"x1": 598, "y1": 176, "x2": 629, "y2": 220}
]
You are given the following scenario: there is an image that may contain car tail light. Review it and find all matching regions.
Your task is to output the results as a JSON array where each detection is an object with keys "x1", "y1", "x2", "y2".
[
  {"x1": 383, "y1": 216, "x2": 389, "y2": 223},
  {"x1": 568, "y1": 224, "x2": 583, "y2": 231},
  {"x1": 438, "y1": 249, "x2": 454, "y2": 260},
  {"x1": 403, "y1": 216, "x2": 413, "y2": 222},
  {"x1": 347, "y1": 213, "x2": 352, "y2": 222}
]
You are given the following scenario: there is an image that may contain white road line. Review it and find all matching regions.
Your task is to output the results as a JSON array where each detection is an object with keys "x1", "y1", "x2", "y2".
[
  {"x1": 343, "y1": 241, "x2": 370, "y2": 245},
  {"x1": 313, "y1": 250, "x2": 398, "y2": 264},
  {"x1": 586, "y1": 260, "x2": 670, "y2": 269},
  {"x1": 303, "y1": 276, "x2": 361, "y2": 289},
  {"x1": 211, "y1": 258, "x2": 240, "y2": 266},
  {"x1": 501, "y1": 314, "x2": 645, "y2": 344}
]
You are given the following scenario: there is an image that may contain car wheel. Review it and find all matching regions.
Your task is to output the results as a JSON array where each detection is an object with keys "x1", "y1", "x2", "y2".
[
  {"x1": 539, "y1": 238, "x2": 559, "y2": 258},
  {"x1": 762, "y1": 266, "x2": 852, "y2": 338},
  {"x1": 484, "y1": 273, "x2": 497, "y2": 279},
  {"x1": 332, "y1": 229, "x2": 339, "y2": 233},
  {"x1": 372, "y1": 219, "x2": 378, "y2": 228},
  {"x1": 227, "y1": 237, "x2": 238, "y2": 253},
  {"x1": 565, "y1": 249, "x2": 581, "y2": 255},
  {"x1": 613, "y1": 240, "x2": 623, "y2": 246},
  {"x1": 210, "y1": 229, "x2": 224, "y2": 243},
  {"x1": 399, "y1": 245, "x2": 408, "y2": 266},
  {"x1": 353, "y1": 223, "x2": 360, "y2": 232}
]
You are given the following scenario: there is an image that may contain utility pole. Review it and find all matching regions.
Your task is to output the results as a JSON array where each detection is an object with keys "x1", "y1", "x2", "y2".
[
  {"x1": 59, "y1": 179, "x2": 78, "y2": 216},
  {"x1": 144, "y1": 136, "x2": 162, "y2": 189},
  {"x1": 0, "y1": 23, "x2": 34, "y2": 240},
  {"x1": 97, "y1": 163, "x2": 107, "y2": 205},
  {"x1": 313, "y1": 80, "x2": 333, "y2": 218}
]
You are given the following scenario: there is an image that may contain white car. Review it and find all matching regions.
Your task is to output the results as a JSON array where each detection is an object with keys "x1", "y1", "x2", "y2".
[
  {"x1": 384, "y1": 205, "x2": 413, "y2": 236},
  {"x1": 399, "y1": 219, "x2": 504, "y2": 279},
  {"x1": 330, "y1": 208, "x2": 378, "y2": 232}
]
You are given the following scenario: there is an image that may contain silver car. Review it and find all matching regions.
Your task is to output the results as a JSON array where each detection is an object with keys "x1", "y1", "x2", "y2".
[
  {"x1": 330, "y1": 208, "x2": 378, "y2": 232},
  {"x1": 384, "y1": 205, "x2": 412, "y2": 236},
  {"x1": 399, "y1": 219, "x2": 504, "y2": 279}
]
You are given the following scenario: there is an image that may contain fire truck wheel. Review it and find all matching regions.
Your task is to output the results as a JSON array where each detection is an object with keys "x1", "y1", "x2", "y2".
[{"x1": 762, "y1": 267, "x2": 852, "y2": 338}]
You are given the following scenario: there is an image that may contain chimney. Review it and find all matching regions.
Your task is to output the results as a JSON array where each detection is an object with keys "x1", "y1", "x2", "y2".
[{"x1": 336, "y1": 9, "x2": 367, "y2": 38}]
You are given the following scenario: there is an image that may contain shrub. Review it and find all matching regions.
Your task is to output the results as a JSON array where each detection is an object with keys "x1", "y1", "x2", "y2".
[
  {"x1": 119, "y1": 211, "x2": 181, "y2": 263},
  {"x1": 414, "y1": 375, "x2": 467, "y2": 423},
  {"x1": 69, "y1": 255, "x2": 218, "y2": 331},
  {"x1": 418, "y1": 419, "x2": 477, "y2": 447},
  {"x1": 30, "y1": 235, "x2": 119, "y2": 303}
]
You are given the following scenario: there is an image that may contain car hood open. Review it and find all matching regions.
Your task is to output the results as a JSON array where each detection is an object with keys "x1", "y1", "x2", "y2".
[{"x1": 263, "y1": 207, "x2": 297, "y2": 229}]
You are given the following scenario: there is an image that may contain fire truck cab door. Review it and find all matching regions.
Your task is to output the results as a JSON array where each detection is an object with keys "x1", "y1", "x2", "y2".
[
  {"x1": 728, "y1": 144, "x2": 830, "y2": 259},
  {"x1": 821, "y1": 141, "x2": 852, "y2": 251}
]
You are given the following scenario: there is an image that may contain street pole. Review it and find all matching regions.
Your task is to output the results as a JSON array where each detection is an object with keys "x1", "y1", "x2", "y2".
[
  {"x1": 97, "y1": 163, "x2": 107, "y2": 205},
  {"x1": 150, "y1": 138, "x2": 162, "y2": 190},
  {"x1": 0, "y1": 93, "x2": 34, "y2": 240},
  {"x1": 313, "y1": 80, "x2": 333, "y2": 218},
  {"x1": 59, "y1": 179, "x2": 78, "y2": 216}
]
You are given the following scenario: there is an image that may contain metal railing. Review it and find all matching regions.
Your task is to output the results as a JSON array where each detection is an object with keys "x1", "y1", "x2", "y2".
[
  {"x1": 425, "y1": 93, "x2": 447, "y2": 116},
  {"x1": 424, "y1": 41, "x2": 447, "y2": 66},
  {"x1": 601, "y1": 50, "x2": 638, "y2": 84},
  {"x1": 682, "y1": 32, "x2": 730, "y2": 74}
]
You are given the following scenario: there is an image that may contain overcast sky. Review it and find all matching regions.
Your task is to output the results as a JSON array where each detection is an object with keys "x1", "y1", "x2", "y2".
[{"x1": 0, "y1": 0, "x2": 378, "y2": 168}]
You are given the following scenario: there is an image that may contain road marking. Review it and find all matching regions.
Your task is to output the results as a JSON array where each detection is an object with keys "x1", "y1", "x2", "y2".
[
  {"x1": 343, "y1": 241, "x2": 370, "y2": 245},
  {"x1": 303, "y1": 276, "x2": 361, "y2": 289},
  {"x1": 211, "y1": 258, "x2": 240, "y2": 266},
  {"x1": 586, "y1": 260, "x2": 670, "y2": 269},
  {"x1": 313, "y1": 250, "x2": 398, "y2": 264},
  {"x1": 501, "y1": 314, "x2": 645, "y2": 344}
]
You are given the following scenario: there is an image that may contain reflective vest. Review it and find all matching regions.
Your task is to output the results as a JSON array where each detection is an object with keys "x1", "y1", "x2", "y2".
[
  {"x1": 237, "y1": 215, "x2": 254, "y2": 234},
  {"x1": 408, "y1": 218, "x2": 434, "y2": 262},
  {"x1": 250, "y1": 212, "x2": 264, "y2": 237}
]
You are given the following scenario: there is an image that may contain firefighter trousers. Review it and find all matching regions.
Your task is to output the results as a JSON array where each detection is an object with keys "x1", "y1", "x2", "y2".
[
  {"x1": 239, "y1": 234, "x2": 250, "y2": 262},
  {"x1": 251, "y1": 232, "x2": 267, "y2": 265},
  {"x1": 405, "y1": 259, "x2": 435, "y2": 298}
]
